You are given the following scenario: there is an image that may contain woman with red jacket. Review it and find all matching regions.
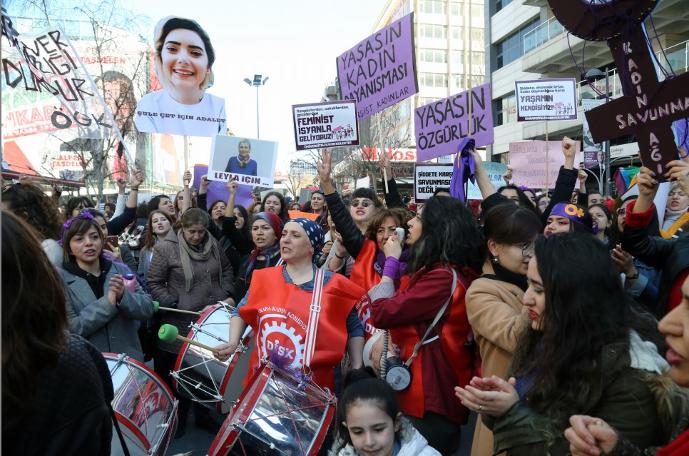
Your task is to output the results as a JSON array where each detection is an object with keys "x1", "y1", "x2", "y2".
[{"x1": 368, "y1": 196, "x2": 485, "y2": 455}]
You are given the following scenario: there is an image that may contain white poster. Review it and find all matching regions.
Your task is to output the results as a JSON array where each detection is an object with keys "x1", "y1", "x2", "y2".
[
  {"x1": 133, "y1": 16, "x2": 226, "y2": 136},
  {"x1": 208, "y1": 135, "x2": 278, "y2": 187},
  {"x1": 414, "y1": 164, "x2": 453, "y2": 202},
  {"x1": 515, "y1": 78, "x2": 577, "y2": 121},
  {"x1": 292, "y1": 100, "x2": 359, "y2": 150}
]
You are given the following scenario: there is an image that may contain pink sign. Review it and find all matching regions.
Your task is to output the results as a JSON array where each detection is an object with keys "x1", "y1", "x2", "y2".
[{"x1": 509, "y1": 140, "x2": 581, "y2": 189}]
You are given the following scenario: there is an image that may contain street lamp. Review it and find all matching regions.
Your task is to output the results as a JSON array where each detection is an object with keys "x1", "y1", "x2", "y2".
[
  {"x1": 243, "y1": 74, "x2": 269, "y2": 138},
  {"x1": 584, "y1": 67, "x2": 611, "y2": 197}
]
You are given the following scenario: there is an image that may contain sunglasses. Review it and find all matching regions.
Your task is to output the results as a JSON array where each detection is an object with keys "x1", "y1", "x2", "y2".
[{"x1": 351, "y1": 199, "x2": 373, "y2": 208}]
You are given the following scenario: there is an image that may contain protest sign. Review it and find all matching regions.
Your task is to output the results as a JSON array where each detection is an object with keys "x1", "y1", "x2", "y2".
[
  {"x1": 292, "y1": 100, "x2": 359, "y2": 150},
  {"x1": 509, "y1": 140, "x2": 581, "y2": 189},
  {"x1": 133, "y1": 16, "x2": 226, "y2": 137},
  {"x1": 515, "y1": 79, "x2": 577, "y2": 121},
  {"x1": 415, "y1": 83, "x2": 493, "y2": 161},
  {"x1": 192, "y1": 164, "x2": 254, "y2": 209},
  {"x1": 582, "y1": 98, "x2": 605, "y2": 153},
  {"x1": 208, "y1": 135, "x2": 278, "y2": 188},
  {"x1": 467, "y1": 162, "x2": 507, "y2": 200},
  {"x1": 414, "y1": 164, "x2": 453, "y2": 202},
  {"x1": 337, "y1": 12, "x2": 417, "y2": 120}
]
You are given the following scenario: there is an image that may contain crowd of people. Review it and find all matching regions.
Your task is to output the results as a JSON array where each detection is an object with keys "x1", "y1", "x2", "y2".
[{"x1": 2, "y1": 139, "x2": 689, "y2": 456}]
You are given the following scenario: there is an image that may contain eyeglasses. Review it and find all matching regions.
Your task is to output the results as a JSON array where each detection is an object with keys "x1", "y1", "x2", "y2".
[
  {"x1": 616, "y1": 207, "x2": 626, "y2": 216},
  {"x1": 520, "y1": 242, "x2": 535, "y2": 258},
  {"x1": 351, "y1": 199, "x2": 373, "y2": 208}
]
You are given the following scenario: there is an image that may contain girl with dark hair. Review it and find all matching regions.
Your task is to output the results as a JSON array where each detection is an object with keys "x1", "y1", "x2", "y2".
[
  {"x1": 497, "y1": 185, "x2": 539, "y2": 212},
  {"x1": 147, "y1": 194, "x2": 177, "y2": 220},
  {"x1": 138, "y1": 209, "x2": 174, "y2": 284},
  {"x1": 134, "y1": 16, "x2": 226, "y2": 136},
  {"x1": 331, "y1": 369, "x2": 441, "y2": 455},
  {"x1": 368, "y1": 196, "x2": 485, "y2": 455},
  {"x1": 81, "y1": 208, "x2": 138, "y2": 273},
  {"x1": 465, "y1": 203, "x2": 543, "y2": 456},
  {"x1": 2, "y1": 211, "x2": 114, "y2": 455},
  {"x1": 456, "y1": 232, "x2": 678, "y2": 455},
  {"x1": 58, "y1": 212, "x2": 154, "y2": 360},
  {"x1": 589, "y1": 203, "x2": 614, "y2": 245},
  {"x1": 2, "y1": 181, "x2": 63, "y2": 265},
  {"x1": 309, "y1": 189, "x2": 330, "y2": 233},
  {"x1": 260, "y1": 191, "x2": 290, "y2": 223}
]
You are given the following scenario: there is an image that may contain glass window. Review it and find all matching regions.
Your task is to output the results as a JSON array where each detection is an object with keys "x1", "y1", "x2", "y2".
[
  {"x1": 420, "y1": 49, "x2": 447, "y2": 63},
  {"x1": 451, "y1": 50, "x2": 465, "y2": 65},
  {"x1": 419, "y1": 0, "x2": 447, "y2": 14},
  {"x1": 419, "y1": 72, "x2": 448, "y2": 88},
  {"x1": 492, "y1": 18, "x2": 539, "y2": 69},
  {"x1": 419, "y1": 24, "x2": 447, "y2": 40}
]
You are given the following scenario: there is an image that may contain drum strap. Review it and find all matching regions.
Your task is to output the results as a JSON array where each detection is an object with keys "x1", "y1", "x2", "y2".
[
  {"x1": 109, "y1": 405, "x2": 131, "y2": 456},
  {"x1": 276, "y1": 258, "x2": 284, "y2": 266},
  {"x1": 303, "y1": 268, "x2": 325, "y2": 368}
]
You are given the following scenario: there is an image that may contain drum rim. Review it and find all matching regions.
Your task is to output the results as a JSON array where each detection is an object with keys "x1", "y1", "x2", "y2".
[
  {"x1": 172, "y1": 304, "x2": 238, "y2": 414},
  {"x1": 208, "y1": 363, "x2": 334, "y2": 456},
  {"x1": 103, "y1": 352, "x2": 179, "y2": 453}
]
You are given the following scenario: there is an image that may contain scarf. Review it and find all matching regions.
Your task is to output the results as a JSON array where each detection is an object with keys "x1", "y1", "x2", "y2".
[
  {"x1": 490, "y1": 261, "x2": 528, "y2": 291},
  {"x1": 244, "y1": 241, "x2": 281, "y2": 283},
  {"x1": 177, "y1": 230, "x2": 222, "y2": 292}
]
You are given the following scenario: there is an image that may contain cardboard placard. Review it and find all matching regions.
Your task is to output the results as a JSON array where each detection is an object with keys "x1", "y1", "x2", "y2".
[
  {"x1": 292, "y1": 100, "x2": 359, "y2": 150},
  {"x1": 515, "y1": 78, "x2": 577, "y2": 121},
  {"x1": 208, "y1": 136, "x2": 278, "y2": 188}
]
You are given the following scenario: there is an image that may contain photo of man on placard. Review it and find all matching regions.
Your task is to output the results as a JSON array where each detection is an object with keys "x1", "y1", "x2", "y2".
[{"x1": 224, "y1": 139, "x2": 257, "y2": 176}]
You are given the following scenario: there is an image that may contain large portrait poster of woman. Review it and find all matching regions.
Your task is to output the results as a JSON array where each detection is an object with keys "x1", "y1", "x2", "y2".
[{"x1": 134, "y1": 16, "x2": 226, "y2": 137}]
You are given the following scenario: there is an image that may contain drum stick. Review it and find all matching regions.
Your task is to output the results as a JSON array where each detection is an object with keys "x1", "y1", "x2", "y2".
[
  {"x1": 383, "y1": 168, "x2": 389, "y2": 194},
  {"x1": 153, "y1": 301, "x2": 201, "y2": 316},
  {"x1": 158, "y1": 324, "x2": 217, "y2": 352}
]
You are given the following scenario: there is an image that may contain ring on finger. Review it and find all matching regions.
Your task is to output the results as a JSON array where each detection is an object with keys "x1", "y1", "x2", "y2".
[{"x1": 478, "y1": 405, "x2": 484, "y2": 412}]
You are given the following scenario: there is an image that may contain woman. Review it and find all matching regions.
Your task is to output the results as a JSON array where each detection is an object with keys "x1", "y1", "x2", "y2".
[
  {"x1": 331, "y1": 369, "x2": 440, "y2": 456},
  {"x1": 465, "y1": 203, "x2": 542, "y2": 456},
  {"x1": 2, "y1": 211, "x2": 114, "y2": 455},
  {"x1": 82, "y1": 208, "x2": 138, "y2": 273},
  {"x1": 544, "y1": 202, "x2": 594, "y2": 237},
  {"x1": 146, "y1": 208, "x2": 234, "y2": 434},
  {"x1": 219, "y1": 218, "x2": 365, "y2": 394},
  {"x1": 147, "y1": 194, "x2": 177, "y2": 220},
  {"x1": 58, "y1": 212, "x2": 154, "y2": 360},
  {"x1": 368, "y1": 196, "x2": 484, "y2": 455},
  {"x1": 224, "y1": 139, "x2": 257, "y2": 175},
  {"x1": 455, "y1": 233, "x2": 673, "y2": 455},
  {"x1": 260, "y1": 191, "x2": 290, "y2": 223},
  {"x1": 661, "y1": 182, "x2": 689, "y2": 238},
  {"x1": 309, "y1": 190, "x2": 330, "y2": 233},
  {"x1": 137, "y1": 209, "x2": 174, "y2": 288},
  {"x1": 2, "y1": 181, "x2": 63, "y2": 265},
  {"x1": 134, "y1": 16, "x2": 226, "y2": 137},
  {"x1": 589, "y1": 203, "x2": 614, "y2": 245},
  {"x1": 565, "y1": 276, "x2": 689, "y2": 456},
  {"x1": 235, "y1": 211, "x2": 283, "y2": 300}
]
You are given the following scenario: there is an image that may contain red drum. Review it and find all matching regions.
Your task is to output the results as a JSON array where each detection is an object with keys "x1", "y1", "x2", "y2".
[
  {"x1": 172, "y1": 304, "x2": 253, "y2": 414},
  {"x1": 104, "y1": 353, "x2": 178, "y2": 456},
  {"x1": 208, "y1": 363, "x2": 336, "y2": 456}
]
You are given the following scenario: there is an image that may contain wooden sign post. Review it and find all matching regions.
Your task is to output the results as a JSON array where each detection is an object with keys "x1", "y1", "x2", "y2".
[{"x1": 548, "y1": 0, "x2": 689, "y2": 180}]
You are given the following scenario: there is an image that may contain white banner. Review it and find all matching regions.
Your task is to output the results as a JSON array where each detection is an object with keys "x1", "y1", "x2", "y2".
[
  {"x1": 515, "y1": 78, "x2": 577, "y2": 121},
  {"x1": 292, "y1": 100, "x2": 359, "y2": 150}
]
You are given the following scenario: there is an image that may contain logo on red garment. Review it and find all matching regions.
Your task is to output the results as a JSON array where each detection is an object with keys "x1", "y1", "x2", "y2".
[{"x1": 260, "y1": 321, "x2": 305, "y2": 369}]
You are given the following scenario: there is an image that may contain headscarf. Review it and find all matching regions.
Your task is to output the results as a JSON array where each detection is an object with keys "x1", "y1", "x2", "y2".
[
  {"x1": 288, "y1": 218, "x2": 324, "y2": 258},
  {"x1": 550, "y1": 202, "x2": 594, "y2": 233},
  {"x1": 244, "y1": 212, "x2": 284, "y2": 282}
]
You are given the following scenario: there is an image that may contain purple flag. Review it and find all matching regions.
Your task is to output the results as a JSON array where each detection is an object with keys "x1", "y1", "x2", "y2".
[
  {"x1": 449, "y1": 138, "x2": 476, "y2": 202},
  {"x1": 337, "y1": 12, "x2": 418, "y2": 120},
  {"x1": 415, "y1": 84, "x2": 494, "y2": 162}
]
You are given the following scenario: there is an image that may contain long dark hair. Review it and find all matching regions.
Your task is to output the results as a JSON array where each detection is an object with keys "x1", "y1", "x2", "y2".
[
  {"x1": 498, "y1": 185, "x2": 542, "y2": 217},
  {"x1": 2, "y1": 182, "x2": 62, "y2": 240},
  {"x1": 143, "y1": 209, "x2": 174, "y2": 250},
  {"x1": 2, "y1": 211, "x2": 68, "y2": 412},
  {"x1": 407, "y1": 196, "x2": 484, "y2": 274},
  {"x1": 233, "y1": 204, "x2": 252, "y2": 242},
  {"x1": 260, "y1": 191, "x2": 289, "y2": 222},
  {"x1": 511, "y1": 232, "x2": 659, "y2": 425},
  {"x1": 66, "y1": 196, "x2": 94, "y2": 217}
]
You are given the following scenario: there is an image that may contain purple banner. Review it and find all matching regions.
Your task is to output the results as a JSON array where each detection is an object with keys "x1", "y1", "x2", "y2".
[
  {"x1": 193, "y1": 164, "x2": 254, "y2": 210},
  {"x1": 415, "y1": 83, "x2": 494, "y2": 162},
  {"x1": 673, "y1": 117, "x2": 689, "y2": 152},
  {"x1": 337, "y1": 12, "x2": 418, "y2": 120}
]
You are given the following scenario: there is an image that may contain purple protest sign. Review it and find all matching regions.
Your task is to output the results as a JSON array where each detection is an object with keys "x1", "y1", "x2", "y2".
[
  {"x1": 192, "y1": 164, "x2": 254, "y2": 211},
  {"x1": 415, "y1": 83, "x2": 494, "y2": 162},
  {"x1": 337, "y1": 12, "x2": 418, "y2": 120}
]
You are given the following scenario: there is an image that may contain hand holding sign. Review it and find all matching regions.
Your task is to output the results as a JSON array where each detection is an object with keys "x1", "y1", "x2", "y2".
[
  {"x1": 634, "y1": 166, "x2": 660, "y2": 214},
  {"x1": 665, "y1": 159, "x2": 689, "y2": 194}
]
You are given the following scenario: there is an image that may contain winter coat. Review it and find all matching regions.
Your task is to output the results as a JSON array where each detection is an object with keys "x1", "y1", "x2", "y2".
[
  {"x1": 2, "y1": 334, "x2": 114, "y2": 456},
  {"x1": 483, "y1": 335, "x2": 688, "y2": 456},
  {"x1": 465, "y1": 269, "x2": 530, "y2": 456},
  {"x1": 60, "y1": 261, "x2": 154, "y2": 361},
  {"x1": 329, "y1": 417, "x2": 441, "y2": 456},
  {"x1": 146, "y1": 229, "x2": 234, "y2": 353}
]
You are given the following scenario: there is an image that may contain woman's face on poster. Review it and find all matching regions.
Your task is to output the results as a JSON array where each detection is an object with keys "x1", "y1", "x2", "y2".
[
  {"x1": 238, "y1": 142, "x2": 251, "y2": 161},
  {"x1": 161, "y1": 28, "x2": 209, "y2": 92}
]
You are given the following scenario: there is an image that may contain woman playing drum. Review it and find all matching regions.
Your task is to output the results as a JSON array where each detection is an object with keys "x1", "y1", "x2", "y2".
[{"x1": 216, "y1": 218, "x2": 364, "y2": 393}]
